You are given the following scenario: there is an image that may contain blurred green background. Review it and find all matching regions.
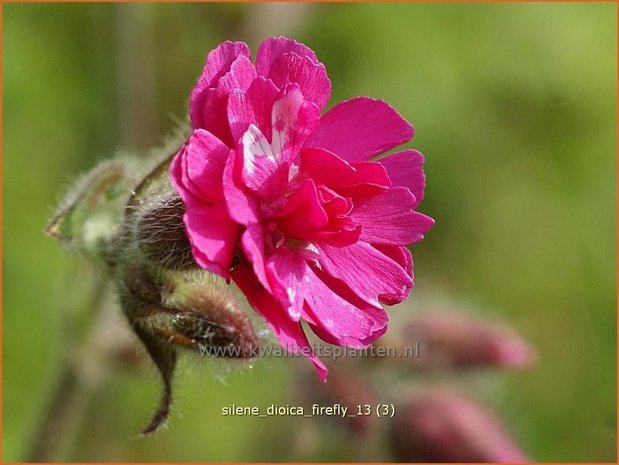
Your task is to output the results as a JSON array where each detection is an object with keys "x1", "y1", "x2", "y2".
[{"x1": 3, "y1": 2, "x2": 616, "y2": 462}]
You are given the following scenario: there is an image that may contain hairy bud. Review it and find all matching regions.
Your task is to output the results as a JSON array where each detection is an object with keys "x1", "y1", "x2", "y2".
[
  {"x1": 134, "y1": 195, "x2": 194, "y2": 270},
  {"x1": 45, "y1": 158, "x2": 141, "y2": 264}
]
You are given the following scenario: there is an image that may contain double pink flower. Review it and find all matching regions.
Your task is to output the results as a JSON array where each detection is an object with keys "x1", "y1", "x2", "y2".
[{"x1": 170, "y1": 37, "x2": 434, "y2": 379}]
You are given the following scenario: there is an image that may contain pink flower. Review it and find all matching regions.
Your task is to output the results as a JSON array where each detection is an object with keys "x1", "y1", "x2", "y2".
[{"x1": 170, "y1": 37, "x2": 434, "y2": 380}]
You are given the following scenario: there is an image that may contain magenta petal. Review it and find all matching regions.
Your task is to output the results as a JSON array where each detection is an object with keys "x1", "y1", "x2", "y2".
[
  {"x1": 265, "y1": 247, "x2": 306, "y2": 320},
  {"x1": 192, "y1": 88, "x2": 233, "y2": 146},
  {"x1": 271, "y1": 85, "x2": 321, "y2": 163},
  {"x1": 351, "y1": 187, "x2": 435, "y2": 245},
  {"x1": 228, "y1": 77, "x2": 279, "y2": 143},
  {"x1": 300, "y1": 147, "x2": 391, "y2": 195},
  {"x1": 190, "y1": 41, "x2": 250, "y2": 129},
  {"x1": 240, "y1": 225, "x2": 271, "y2": 293},
  {"x1": 222, "y1": 148, "x2": 260, "y2": 225},
  {"x1": 232, "y1": 261, "x2": 327, "y2": 381},
  {"x1": 256, "y1": 36, "x2": 320, "y2": 77},
  {"x1": 216, "y1": 55, "x2": 257, "y2": 93},
  {"x1": 240, "y1": 124, "x2": 290, "y2": 196},
  {"x1": 170, "y1": 129, "x2": 229, "y2": 202},
  {"x1": 194, "y1": 41, "x2": 250, "y2": 89},
  {"x1": 305, "y1": 97, "x2": 413, "y2": 162},
  {"x1": 300, "y1": 265, "x2": 388, "y2": 348},
  {"x1": 372, "y1": 244, "x2": 414, "y2": 304},
  {"x1": 316, "y1": 241, "x2": 412, "y2": 307},
  {"x1": 183, "y1": 202, "x2": 240, "y2": 279},
  {"x1": 192, "y1": 56, "x2": 257, "y2": 146},
  {"x1": 268, "y1": 53, "x2": 331, "y2": 111},
  {"x1": 276, "y1": 179, "x2": 329, "y2": 237},
  {"x1": 379, "y1": 149, "x2": 426, "y2": 208}
]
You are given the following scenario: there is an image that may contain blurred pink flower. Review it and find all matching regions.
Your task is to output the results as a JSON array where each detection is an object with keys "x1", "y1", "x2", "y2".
[
  {"x1": 390, "y1": 390, "x2": 529, "y2": 462},
  {"x1": 401, "y1": 311, "x2": 537, "y2": 370},
  {"x1": 170, "y1": 37, "x2": 433, "y2": 379}
]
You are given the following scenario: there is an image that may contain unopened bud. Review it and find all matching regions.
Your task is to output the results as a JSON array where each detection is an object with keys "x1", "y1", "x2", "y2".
[
  {"x1": 119, "y1": 262, "x2": 260, "y2": 434},
  {"x1": 134, "y1": 192, "x2": 195, "y2": 270},
  {"x1": 120, "y1": 263, "x2": 260, "y2": 359},
  {"x1": 390, "y1": 389, "x2": 529, "y2": 462},
  {"x1": 401, "y1": 311, "x2": 536, "y2": 370},
  {"x1": 45, "y1": 159, "x2": 139, "y2": 264}
]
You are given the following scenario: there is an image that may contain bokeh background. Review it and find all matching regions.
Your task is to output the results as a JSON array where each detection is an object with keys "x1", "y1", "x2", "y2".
[{"x1": 2, "y1": 2, "x2": 616, "y2": 462}]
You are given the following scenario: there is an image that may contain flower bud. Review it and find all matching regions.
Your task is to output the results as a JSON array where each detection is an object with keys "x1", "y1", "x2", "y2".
[
  {"x1": 390, "y1": 389, "x2": 529, "y2": 462},
  {"x1": 120, "y1": 263, "x2": 260, "y2": 359},
  {"x1": 45, "y1": 159, "x2": 138, "y2": 264},
  {"x1": 401, "y1": 311, "x2": 536, "y2": 370},
  {"x1": 118, "y1": 262, "x2": 260, "y2": 434},
  {"x1": 134, "y1": 192, "x2": 195, "y2": 270}
]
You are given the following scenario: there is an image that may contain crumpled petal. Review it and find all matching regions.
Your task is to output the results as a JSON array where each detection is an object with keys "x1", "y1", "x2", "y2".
[
  {"x1": 170, "y1": 129, "x2": 229, "y2": 202},
  {"x1": 301, "y1": 264, "x2": 388, "y2": 347},
  {"x1": 239, "y1": 224, "x2": 272, "y2": 294},
  {"x1": 271, "y1": 85, "x2": 321, "y2": 163},
  {"x1": 304, "y1": 97, "x2": 413, "y2": 162},
  {"x1": 373, "y1": 244, "x2": 414, "y2": 305},
  {"x1": 265, "y1": 246, "x2": 307, "y2": 320},
  {"x1": 275, "y1": 179, "x2": 329, "y2": 236},
  {"x1": 316, "y1": 241, "x2": 412, "y2": 307},
  {"x1": 192, "y1": 56, "x2": 257, "y2": 146},
  {"x1": 240, "y1": 124, "x2": 290, "y2": 196},
  {"x1": 262, "y1": 246, "x2": 389, "y2": 348},
  {"x1": 183, "y1": 202, "x2": 240, "y2": 278},
  {"x1": 267, "y1": 53, "x2": 331, "y2": 111},
  {"x1": 256, "y1": 36, "x2": 319, "y2": 77},
  {"x1": 378, "y1": 149, "x2": 426, "y2": 208},
  {"x1": 228, "y1": 77, "x2": 279, "y2": 143},
  {"x1": 222, "y1": 148, "x2": 260, "y2": 225},
  {"x1": 190, "y1": 41, "x2": 251, "y2": 130},
  {"x1": 352, "y1": 187, "x2": 435, "y2": 245},
  {"x1": 300, "y1": 147, "x2": 391, "y2": 197},
  {"x1": 232, "y1": 259, "x2": 327, "y2": 381}
]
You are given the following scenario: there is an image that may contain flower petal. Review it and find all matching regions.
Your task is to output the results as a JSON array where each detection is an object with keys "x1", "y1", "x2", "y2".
[
  {"x1": 304, "y1": 97, "x2": 413, "y2": 162},
  {"x1": 300, "y1": 147, "x2": 391, "y2": 197},
  {"x1": 231, "y1": 260, "x2": 328, "y2": 381},
  {"x1": 216, "y1": 55, "x2": 257, "y2": 93},
  {"x1": 222, "y1": 148, "x2": 260, "y2": 225},
  {"x1": 240, "y1": 224, "x2": 271, "y2": 293},
  {"x1": 240, "y1": 124, "x2": 290, "y2": 197},
  {"x1": 271, "y1": 85, "x2": 321, "y2": 163},
  {"x1": 190, "y1": 41, "x2": 251, "y2": 130},
  {"x1": 351, "y1": 187, "x2": 435, "y2": 245},
  {"x1": 316, "y1": 241, "x2": 412, "y2": 307},
  {"x1": 265, "y1": 246, "x2": 307, "y2": 320},
  {"x1": 227, "y1": 77, "x2": 279, "y2": 143},
  {"x1": 275, "y1": 179, "x2": 329, "y2": 236},
  {"x1": 256, "y1": 36, "x2": 320, "y2": 77},
  {"x1": 261, "y1": 246, "x2": 388, "y2": 348},
  {"x1": 183, "y1": 202, "x2": 240, "y2": 278},
  {"x1": 301, "y1": 264, "x2": 389, "y2": 347},
  {"x1": 170, "y1": 129, "x2": 229, "y2": 202},
  {"x1": 267, "y1": 53, "x2": 331, "y2": 110},
  {"x1": 194, "y1": 41, "x2": 250, "y2": 90},
  {"x1": 191, "y1": 56, "x2": 257, "y2": 146},
  {"x1": 191, "y1": 88, "x2": 231, "y2": 147},
  {"x1": 378, "y1": 149, "x2": 426, "y2": 208},
  {"x1": 372, "y1": 244, "x2": 414, "y2": 305}
]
